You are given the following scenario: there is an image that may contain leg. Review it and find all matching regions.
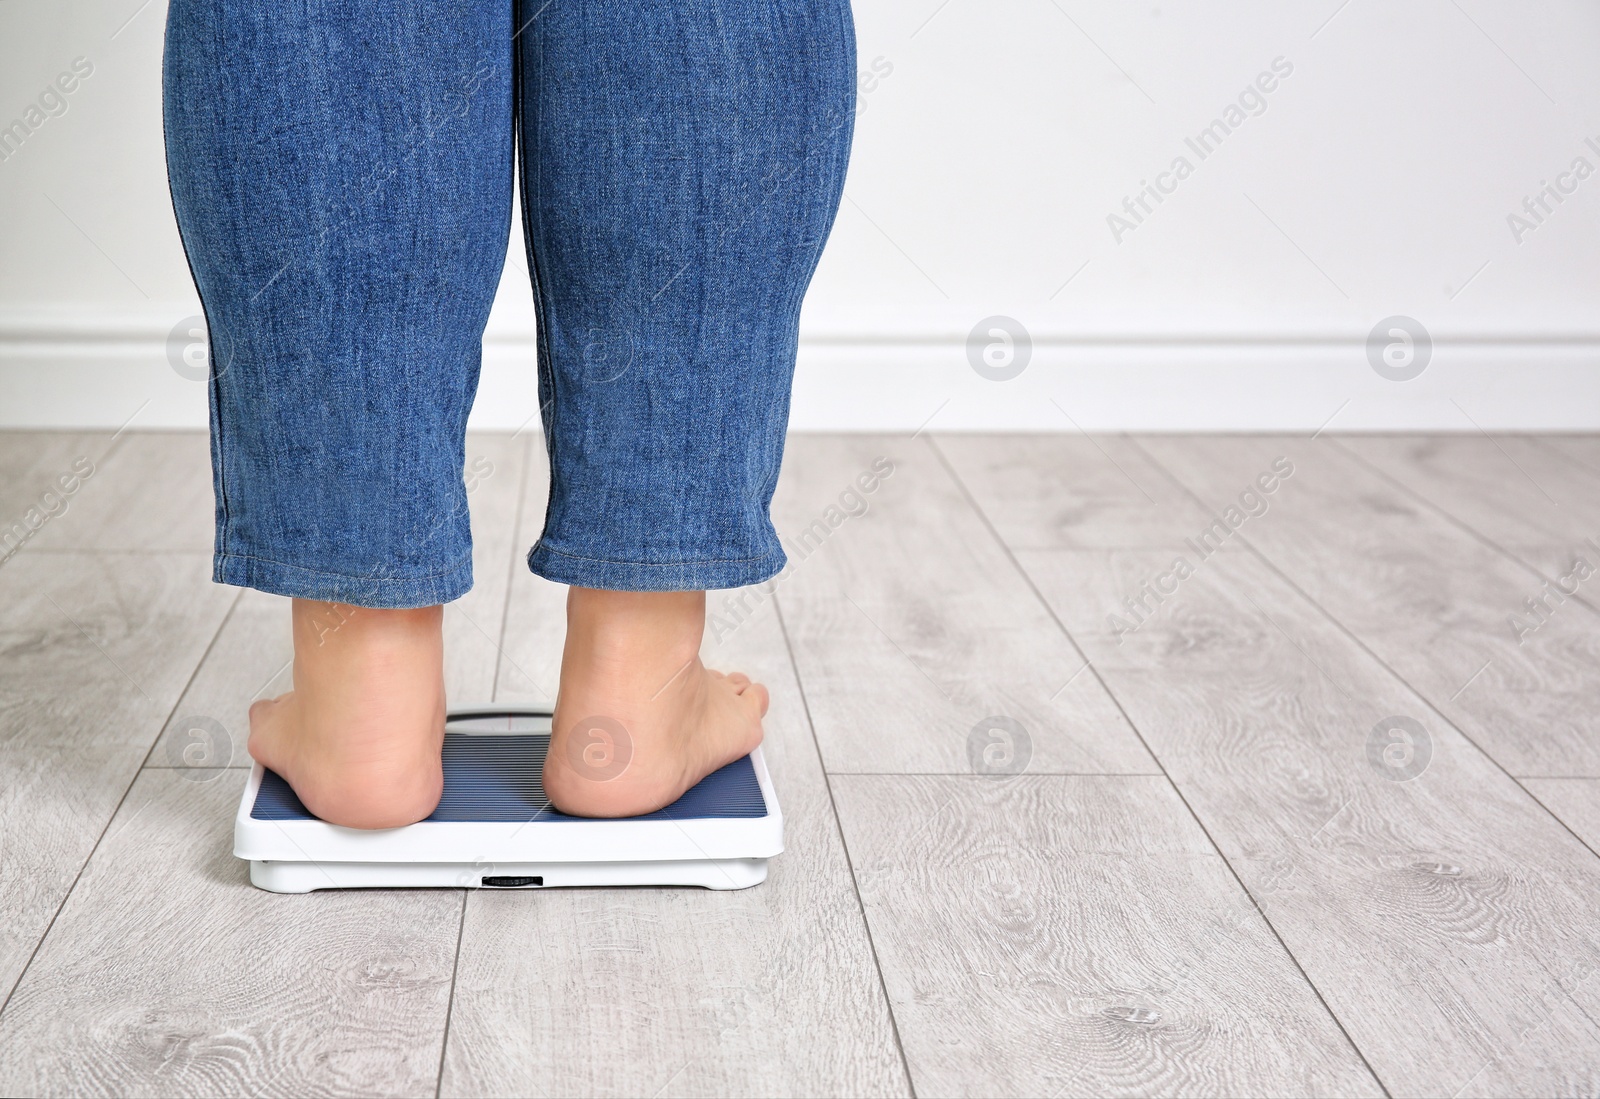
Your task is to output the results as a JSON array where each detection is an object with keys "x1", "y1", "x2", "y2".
[
  {"x1": 516, "y1": 1, "x2": 855, "y2": 814},
  {"x1": 164, "y1": 1, "x2": 514, "y2": 826}
]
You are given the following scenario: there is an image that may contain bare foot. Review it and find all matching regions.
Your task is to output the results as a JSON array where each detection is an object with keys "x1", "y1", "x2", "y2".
[
  {"x1": 248, "y1": 599, "x2": 446, "y2": 829},
  {"x1": 544, "y1": 588, "x2": 767, "y2": 817}
]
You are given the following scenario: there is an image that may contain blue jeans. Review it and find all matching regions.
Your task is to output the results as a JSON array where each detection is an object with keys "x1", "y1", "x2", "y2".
[{"x1": 164, "y1": 0, "x2": 855, "y2": 607}]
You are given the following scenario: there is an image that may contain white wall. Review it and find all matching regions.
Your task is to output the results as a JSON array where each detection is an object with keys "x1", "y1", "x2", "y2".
[{"x1": 2, "y1": 0, "x2": 1598, "y2": 431}]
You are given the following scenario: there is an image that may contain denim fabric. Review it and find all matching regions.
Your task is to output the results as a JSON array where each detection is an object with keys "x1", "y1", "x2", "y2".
[{"x1": 164, "y1": 0, "x2": 854, "y2": 607}]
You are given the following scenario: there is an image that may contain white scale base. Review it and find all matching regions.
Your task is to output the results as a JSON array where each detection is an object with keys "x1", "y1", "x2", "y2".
[{"x1": 234, "y1": 708, "x2": 782, "y2": 893}]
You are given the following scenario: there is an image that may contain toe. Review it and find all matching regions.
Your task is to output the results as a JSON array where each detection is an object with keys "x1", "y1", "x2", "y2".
[
  {"x1": 725, "y1": 673, "x2": 768, "y2": 715},
  {"x1": 246, "y1": 696, "x2": 287, "y2": 770}
]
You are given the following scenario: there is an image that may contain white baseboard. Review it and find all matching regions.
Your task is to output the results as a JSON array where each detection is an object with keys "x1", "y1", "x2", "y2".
[
  {"x1": 2, "y1": 321, "x2": 1597, "y2": 432},
  {"x1": 790, "y1": 338, "x2": 1600, "y2": 432}
]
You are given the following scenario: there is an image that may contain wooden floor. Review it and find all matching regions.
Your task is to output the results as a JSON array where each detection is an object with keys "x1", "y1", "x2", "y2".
[{"x1": 2, "y1": 430, "x2": 1599, "y2": 1098}]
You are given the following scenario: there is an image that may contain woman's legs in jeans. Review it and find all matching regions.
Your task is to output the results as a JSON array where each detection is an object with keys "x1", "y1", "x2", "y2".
[{"x1": 163, "y1": 0, "x2": 853, "y2": 823}]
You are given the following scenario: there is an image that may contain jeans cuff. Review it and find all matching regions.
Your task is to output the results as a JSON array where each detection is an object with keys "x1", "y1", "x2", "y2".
[
  {"x1": 526, "y1": 541, "x2": 787, "y2": 592},
  {"x1": 213, "y1": 551, "x2": 474, "y2": 608}
]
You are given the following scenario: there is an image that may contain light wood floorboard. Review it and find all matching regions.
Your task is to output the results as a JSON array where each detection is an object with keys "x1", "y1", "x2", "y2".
[
  {"x1": 24, "y1": 432, "x2": 214, "y2": 554},
  {"x1": 1013, "y1": 543, "x2": 1600, "y2": 1098},
  {"x1": 1334, "y1": 434, "x2": 1600, "y2": 572},
  {"x1": 149, "y1": 587, "x2": 284, "y2": 772},
  {"x1": 5, "y1": 430, "x2": 1600, "y2": 1097},
  {"x1": 832, "y1": 772, "x2": 1382, "y2": 1097},
  {"x1": 442, "y1": 434, "x2": 530, "y2": 705},
  {"x1": 0, "y1": 771, "x2": 462, "y2": 1097},
  {"x1": 770, "y1": 433, "x2": 1155, "y2": 776},
  {"x1": 929, "y1": 433, "x2": 1205, "y2": 549},
  {"x1": 1521, "y1": 779, "x2": 1600, "y2": 853},
  {"x1": 1135, "y1": 435, "x2": 1600, "y2": 777},
  {"x1": 0, "y1": 430, "x2": 128, "y2": 555},
  {"x1": 483, "y1": 433, "x2": 564, "y2": 708},
  {"x1": 1535, "y1": 435, "x2": 1600, "y2": 480},
  {"x1": 0, "y1": 547, "x2": 234, "y2": 1006}
]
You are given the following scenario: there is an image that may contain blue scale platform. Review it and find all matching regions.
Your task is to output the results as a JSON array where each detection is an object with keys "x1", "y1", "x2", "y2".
[{"x1": 249, "y1": 732, "x2": 767, "y2": 823}]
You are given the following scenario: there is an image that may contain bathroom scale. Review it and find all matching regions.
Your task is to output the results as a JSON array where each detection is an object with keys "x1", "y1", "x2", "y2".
[{"x1": 234, "y1": 707, "x2": 782, "y2": 893}]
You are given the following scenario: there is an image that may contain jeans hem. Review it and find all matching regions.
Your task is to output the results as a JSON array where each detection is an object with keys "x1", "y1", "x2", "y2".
[
  {"x1": 526, "y1": 542, "x2": 786, "y2": 592},
  {"x1": 213, "y1": 551, "x2": 473, "y2": 608}
]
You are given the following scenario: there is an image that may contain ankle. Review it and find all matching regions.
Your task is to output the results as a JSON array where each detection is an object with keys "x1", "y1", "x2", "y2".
[
  {"x1": 566, "y1": 588, "x2": 705, "y2": 655},
  {"x1": 291, "y1": 599, "x2": 443, "y2": 650},
  {"x1": 285, "y1": 600, "x2": 445, "y2": 723}
]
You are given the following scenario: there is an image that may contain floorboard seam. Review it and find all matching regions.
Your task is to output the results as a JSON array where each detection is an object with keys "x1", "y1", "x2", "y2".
[
  {"x1": 1129, "y1": 432, "x2": 1600, "y2": 1069},
  {"x1": 1327, "y1": 437, "x2": 1600, "y2": 623},
  {"x1": 933, "y1": 432, "x2": 1393, "y2": 1097},
  {"x1": 0, "y1": 429, "x2": 137, "y2": 576},
  {"x1": 433, "y1": 889, "x2": 470, "y2": 1099},
  {"x1": 824, "y1": 771, "x2": 1168, "y2": 777},
  {"x1": 0, "y1": 581, "x2": 244, "y2": 1020},
  {"x1": 1130, "y1": 430, "x2": 1600, "y2": 835},
  {"x1": 922, "y1": 436, "x2": 1156, "y2": 773},
  {"x1": 7, "y1": 548, "x2": 216, "y2": 557},
  {"x1": 1313, "y1": 436, "x2": 1600, "y2": 863},
  {"x1": 436, "y1": 436, "x2": 529, "y2": 1096},
  {"x1": 773, "y1": 591, "x2": 918, "y2": 1099},
  {"x1": 1526, "y1": 435, "x2": 1600, "y2": 483}
]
